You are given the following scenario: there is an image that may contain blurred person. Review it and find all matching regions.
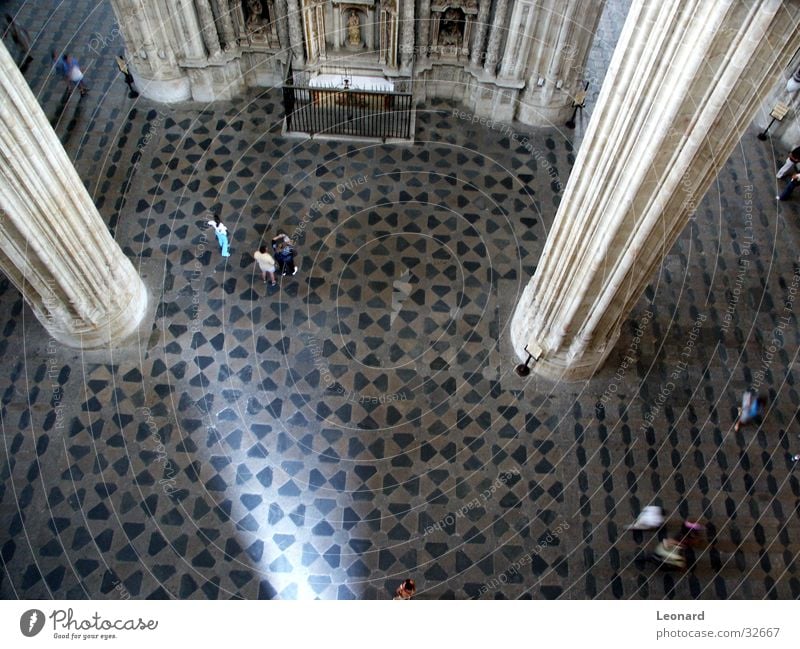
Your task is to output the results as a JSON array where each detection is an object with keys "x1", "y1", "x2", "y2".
[
  {"x1": 115, "y1": 53, "x2": 139, "y2": 98},
  {"x1": 207, "y1": 213, "x2": 231, "y2": 257},
  {"x1": 394, "y1": 578, "x2": 416, "y2": 600},
  {"x1": 734, "y1": 390, "x2": 766, "y2": 431},
  {"x1": 254, "y1": 244, "x2": 276, "y2": 286},
  {"x1": 777, "y1": 146, "x2": 800, "y2": 179},
  {"x1": 626, "y1": 505, "x2": 664, "y2": 531},
  {"x1": 4, "y1": 14, "x2": 32, "y2": 68}
]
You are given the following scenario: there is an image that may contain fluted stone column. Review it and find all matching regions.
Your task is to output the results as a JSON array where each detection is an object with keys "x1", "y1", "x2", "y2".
[
  {"x1": 174, "y1": 0, "x2": 207, "y2": 59},
  {"x1": 401, "y1": 0, "x2": 415, "y2": 72},
  {"x1": 287, "y1": 0, "x2": 306, "y2": 63},
  {"x1": 195, "y1": 0, "x2": 223, "y2": 58},
  {"x1": 499, "y1": 0, "x2": 534, "y2": 79},
  {"x1": 0, "y1": 43, "x2": 147, "y2": 348},
  {"x1": 483, "y1": 0, "x2": 509, "y2": 75},
  {"x1": 418, "y1": 0, "x2": 432, "y2": 61},
  {"x1": 469, "y1": 0, "x2": 491, "y2": 68},
  {"x1": 511, "y1": 0, "x2": 800, "y2": 381},
  {"x1": 110, "y1": 0, "x2": 191, "y2": 102},
  {"x1": 213, "y1": 0, "x2": 238, "y2": 50},
  {"x1": 517, "y1": 0, "x2": 604, "y2": 125}
]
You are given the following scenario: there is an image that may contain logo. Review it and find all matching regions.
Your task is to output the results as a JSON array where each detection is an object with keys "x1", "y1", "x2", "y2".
[{"x1": 20, "y1": 609, "x2": 45, "y2": 637}]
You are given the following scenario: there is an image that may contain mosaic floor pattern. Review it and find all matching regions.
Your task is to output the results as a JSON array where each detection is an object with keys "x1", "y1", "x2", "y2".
[{"x1": 1, "y1": 0, "x2": 799, "y2": 600}]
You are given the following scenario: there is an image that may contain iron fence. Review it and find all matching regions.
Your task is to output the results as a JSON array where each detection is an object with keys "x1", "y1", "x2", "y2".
[{"x1": 282, "y1": 59, "x2": 414, "y2": 141}]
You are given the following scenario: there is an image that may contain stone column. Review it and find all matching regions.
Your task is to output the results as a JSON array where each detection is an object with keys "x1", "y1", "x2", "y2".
[
  {"x1": 213, "y1": 0, "x2": 238, "y2": 50},
  {"x1": 483, "y1": 0, "x2": 509, "y2": 75},
  {"x1": 400, "y1": 0, "x2": 415, "y2": 71},
  {"x1": 287, "y1": 0, "x2": 305, "y2": 63},
  {"x1": 174, "y1": 0, "x2": 207, "y2": 59},
  {"x1": 195, "y1": 0, "x2": 224, "y2": 58},
  {"x1": 0, "y1": 43, "x2": 147, "y2": 349},
  {"x1": 499, "y1": 0, "x2": 533, "y2": 79},
  {"x1": 517, "y1": 0, "x2": 604, "y2": 125},
  {"x1": 510, "y1": 0, "x2": 800, "y2": 381},
  {"x1": 109, "y1": 0, "x2": 192, "y2": 102},
  {"x1": 469, "y1": 0, "x2": 491, "y2": 68},
  {"x1": 418, "y1": 0, "x2": 431, "y2": 61}
]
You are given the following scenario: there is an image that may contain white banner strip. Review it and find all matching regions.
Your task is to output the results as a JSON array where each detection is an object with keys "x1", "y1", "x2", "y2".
[{"x1": 1, "y1": 600, "x2": 798, "y2": 648}]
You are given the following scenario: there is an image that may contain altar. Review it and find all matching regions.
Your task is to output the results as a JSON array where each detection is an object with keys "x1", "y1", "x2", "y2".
[{"x1": 308, "y1": 74, "x2": 395, "y2": 109}]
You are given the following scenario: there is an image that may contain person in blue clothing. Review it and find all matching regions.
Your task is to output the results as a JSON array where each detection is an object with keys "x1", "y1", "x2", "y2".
[
  {"x1": 777, "y1": 172, "x2": 800, "y2": 202},
  {"x1": 734, "y1": 390, "x2": 766, "y2": 431},
  {"x1": 52, "y1": 50, "x2": 69, "y2": 91},
  {"x1": 207, "y1": 213, "x2": 231, "y2": 257}
]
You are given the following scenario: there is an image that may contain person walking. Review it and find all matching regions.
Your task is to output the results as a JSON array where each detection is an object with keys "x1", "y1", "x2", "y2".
[
  {"x1": 275, "y1": 240, "x2": 298, "y2": 276},
  {"x1": 52, "y1": 51, "x2": 70, "y2": 92},
  {"x1": 777, "y1": 146, "x2": 800, "y2": 179},
  {"x1": 394, "y1": 578, "x2": 416, "y2": 599},
  {"x1": 4, "y1": 14, "x2": 33, "y2": 69},
  {"x1": 115, "y1": 54, "x2": 139, "y2": 98},
  {"x1": 207, "y1": 213, "x2": 231, "y2": 257},
  {"x1": 777, "y1": 172, "x2": 800, "y2": 202},
  {"x1": 734, "y1": 390, "x2": 766, "y2": 431},
  {"x1": 65, "y1": 54, "x2": 89, "y2": 97},
  {"x1": 651, "y1": 537, "x2": 686, "y2": 569},
  {"x1": 254, "y1": 244, "x2": 276, "y2": 286},
  {"x1": 625, "y1": 505, "x2": 664, "y2": 531},
  {"x1": 270, "y1": 232, "x2": 290, "y2": 274}
]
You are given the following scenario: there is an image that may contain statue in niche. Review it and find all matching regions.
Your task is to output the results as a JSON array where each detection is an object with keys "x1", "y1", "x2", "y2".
[
  {"x1": 439, "y1": 8, "x2": 464, "y2": 47},
  {"x1": 347, "y1": 10, "x2": 361, "y2": 47},
  {"x1": 244, "y1": 0, "x2": 268, "y2": 36}
]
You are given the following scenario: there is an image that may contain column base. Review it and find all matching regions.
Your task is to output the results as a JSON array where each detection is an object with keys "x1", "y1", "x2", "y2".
[
  {"x1": 44, "y1": 277, "x2": 148, "y2": 350},
  {"x1": 516, "y1": 98, "x2": 575, "y2": 128},
  {"x1": 135, "y1": 73, "x2": 192, "y2": 103},
  {"x1": 516, "y1": 335, "x2": 620, "y2": 382}
]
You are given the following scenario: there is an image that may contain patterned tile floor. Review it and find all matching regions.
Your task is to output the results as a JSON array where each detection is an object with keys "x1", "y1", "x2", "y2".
[{"x1": 1, "y1": 1, "x2": 799, "y2": 600}]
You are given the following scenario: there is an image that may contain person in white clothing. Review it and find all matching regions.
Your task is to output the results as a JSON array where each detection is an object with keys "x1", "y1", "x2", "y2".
[
  {"x1": 777, "y1": 146, "x2": 800, "y2": 179},
  {"x1": 254, "y1": 245, "x2": 276, "y2": 285},
  {"x1": 207, "y1": 213, "x2": 230, "y2": 257}
]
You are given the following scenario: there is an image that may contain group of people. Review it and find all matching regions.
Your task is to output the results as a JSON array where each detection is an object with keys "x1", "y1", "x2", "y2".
[
  {"x1": 206, "y1": 214, "x2": 299, "y2": 287},
  {"x1": 627, "y1": 505, "x2": 706, "y2": 570}
]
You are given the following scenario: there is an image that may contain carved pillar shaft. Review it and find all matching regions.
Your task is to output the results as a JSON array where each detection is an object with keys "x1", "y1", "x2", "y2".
[
  {"x1": 418, "y1": 0, "x2": 431, "y2": 60},
  {"x1": 195, "y1": 0, "x2": 223, "y2": 57},
  {"x1": 469, "y1": 0, "x2": 491, "y2": 67},
  {"x1": 276, "y1": 0, "x2": 290, "y2": 54},
  {"x1": 401, "y1": 0, "x2": 415, "y2": 69},
  {"x1": 0, "y1": 42, "x2": 147, "y2": 348},
  {"x1": 510, "y1": 0, "x2": 800, "y2": 381},
  {"x1": 110, "y1": 0, "x2": 192, "y2": 101},
  {"x1": 213, "y1": 0, "x2": 238, "y2": 49},
  {"x1": 483, "y1": 0, "x2": 508, "y2": 75},
  {"x1": 287, "y1": 0, "x2": 305, "y2": 63},
  {"x1": 499, "y1": 0, "x2": 532, "y2": 79}
]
